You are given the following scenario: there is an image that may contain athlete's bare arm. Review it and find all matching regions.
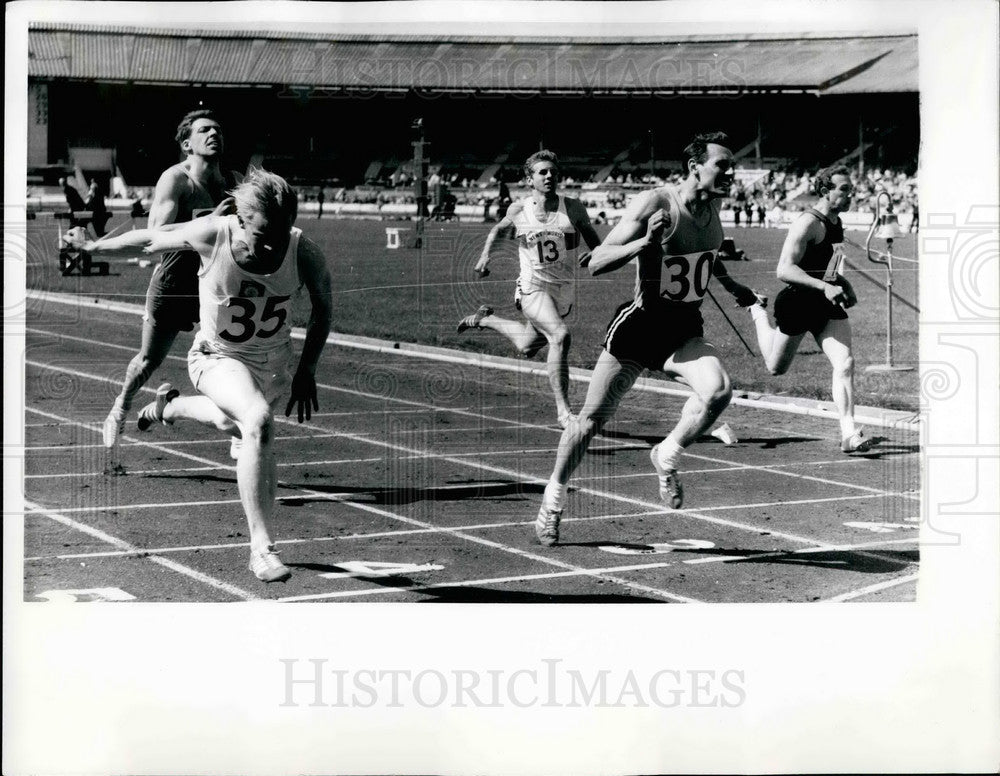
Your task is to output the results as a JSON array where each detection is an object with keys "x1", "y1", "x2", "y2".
[
  {"x1": 286, "y1": 237, "x2": 334, "y2": 422},
  {"x1": 565, "y1": 198, "x2": 602, "y2": 252},
  {"x1": 712, "y1": 257, "x2": 766, "y2": 307},
  {"x1": 777, "y1": 215, "x2": 849, "y2": 306},
  {"x1": 585, "y1": 190, "x2": 669, "y2": 276},
  {"x1": 474, "y1": 200, "x2": 523, "y2": 274},
  {"x1": 69, "y1": 216, "x2": 220, "y2": 259},
  {"x1": 146, "y1": 166, "x2": 191, "y2": 229}
]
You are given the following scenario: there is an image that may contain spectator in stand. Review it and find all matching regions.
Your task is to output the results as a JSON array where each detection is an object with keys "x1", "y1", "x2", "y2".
[
  {"x1": 733, "y1": 183, "x2": 746, "y2": 226},
  {"x1": 756, "y1": 199, "x2": 766, "y2": 227},
  {"x1": 316, "y1": 184, "x2": 325, "y2": 219}
]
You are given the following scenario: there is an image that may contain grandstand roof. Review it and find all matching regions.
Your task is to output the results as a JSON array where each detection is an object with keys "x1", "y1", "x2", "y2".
[{"x1": 27, "y1": 25, "x2": 917, "y2": 94}]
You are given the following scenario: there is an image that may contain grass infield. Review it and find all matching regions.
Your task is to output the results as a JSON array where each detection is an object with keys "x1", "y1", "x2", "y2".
[{"x1": 26, "y1": 215, "x2": 919, "y2": 410}]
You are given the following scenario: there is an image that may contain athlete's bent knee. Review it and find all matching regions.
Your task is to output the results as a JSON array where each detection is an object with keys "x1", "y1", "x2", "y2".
[
  {"x1": 834, "y1": 354, "x2": 855, "y2": 380},
  {"x1": 239, "y1": 405, "x2": 275, "y2": 446},
  {"x1": 706, "y1": 378, "x2": 733, "y2": 412},
  {"x1": 574, "y1": 413, "x2": 603, "y2": 440}
]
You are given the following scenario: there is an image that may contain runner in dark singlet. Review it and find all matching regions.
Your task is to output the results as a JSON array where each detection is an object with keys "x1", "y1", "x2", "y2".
[
  {"x1": 102, "y1": 110, "x2": 238, "y2": 457},
  {"x1": 743, "y1": 165, "x2": 875, "y2": 453}
]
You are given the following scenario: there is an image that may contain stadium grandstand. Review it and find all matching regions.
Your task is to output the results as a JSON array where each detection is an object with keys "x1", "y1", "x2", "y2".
[{"x1": 26, "y1": 24, "x2": 918, "y2": 222}]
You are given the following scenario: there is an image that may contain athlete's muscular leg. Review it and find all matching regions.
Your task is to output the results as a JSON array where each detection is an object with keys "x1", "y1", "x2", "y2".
[
  {"x1": 477, "y1": 313, "x2": 541, "y2": 352},
  {"x1": 662, "y1": 338, "x2": 733, "y2": 447},
  {"x1": 192, "y1": 357, "x2": 278, "y2": 553},
  {"x1": 748, "y1": 307, "x2": 805, "y2": 375},
  {"x1": 519, "y1": 290, "x2": 573, "y2": 419},
  {"x1": 115, "y1": 319, "x2": 179, "y2": 412},
  {"x1": 161, "y1": 395, "x2": 240, "y2": 434},
  {"x1": 815, "y1": 317, "x2": 857, "y2": 435},
  {"x1": 548, "y1": 349, "x2": 642, "y2": 488}
]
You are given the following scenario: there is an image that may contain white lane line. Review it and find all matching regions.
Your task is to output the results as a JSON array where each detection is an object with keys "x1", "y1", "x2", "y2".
[
  {"x1": 22, "y1": 500, "x2": 260, "y2": 602},
  {"x1": 680, "y1": 447, "x2": 921, "y2": 500},
  {"x1": 23, "y1": 405, "x2": 701, "y2": 604},
  {"x1": 24, "y1": 510, "x2": 671, "y2": 562},
  {"x1": 822, "y1": 572, "x2": 920, "y2": 602},
  {"x1": 24, "y1": 339, "x2": 918, "y2": 589},
  {"x1": 24, "y1": 457, "x2": 386, "y2": 479},
  {"x1": 24, "y1": 364, "x2": 900, "y2": 552},
  {"x1": 575, "y1": 456, "x2": 873, "y2": 481},
  {"x1": 682, "y1": 537, "x2": 920, "y2": 566},
  {"x1": 25, "y1": 431, "x2": 344, "y2": 453},
  {"x1": 26, "y1": 357, "x2": 917, "y2": 504},
  {"x1": 24, "y1": 292, "x2": 923, "y2": 431},
  {"x1": 275, "y1": 561, "x2": 686, "y2": 603}
]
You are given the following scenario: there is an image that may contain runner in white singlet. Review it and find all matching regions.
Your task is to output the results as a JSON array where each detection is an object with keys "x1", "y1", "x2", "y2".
[
  {"x1": 458, "y1": 150, "x2": 600, "y2": 428},
  {"x1": 68, "y1": 169, "x2": 333, "y2": 583}
]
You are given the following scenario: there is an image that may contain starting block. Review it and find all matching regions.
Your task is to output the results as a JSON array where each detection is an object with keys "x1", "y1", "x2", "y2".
[{"x1": 385, "y1": 227, "x2": 409, "y2": 249}]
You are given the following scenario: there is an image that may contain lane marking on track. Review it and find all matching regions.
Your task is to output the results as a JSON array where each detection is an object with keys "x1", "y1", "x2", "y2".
[
  {"x1": 22, "y1": 500, "x2": 260, "y2": 602},
  {"x1": 25, "y1": 510, "x2": 671, "y2": 561},
  {"x1": 25, "y1": 351, "x2": 919, "y2": 504},
  {"x1": 576, "y1": 456, "x2": 873, "y2": 480},
  {"x1": 24, "y1": 330, "x2": 921, "y2": 592},
  {"x1": 275, "y1": 560, "x2": 688, "y2": 603},
  {"x1": 822, "y1": 572, "x2": 920, "y2": 602},
  {"x1": 24, "y1": 456, "x2": 387, "y2": 479},
  {"x1": 25, "y1": 362, "x2": 914, "y2": 552},
  {"x1": 24, "y1": 523, "x2": 919, "y2": 571},
  {"x1": 24, "y1": 296, "x2": 922, "y2": 431},
  {"x1": 681, "y1": 536, "x2": 919, "y2": 566},
  {"x1": 24, "y1": 431, "x2": 345, "y2": 453},
  {"x1": 23, "y1": 406, "x2": 702, "y2": 604}
]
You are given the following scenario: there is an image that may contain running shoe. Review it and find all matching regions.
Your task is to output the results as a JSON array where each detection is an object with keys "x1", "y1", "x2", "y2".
[
  {"x1": 841, "y1": 428, "x2": 874, "y2": 454},
  {"x1": 534, "y1": 503, "x2": 563, "y2": 546},
  {"x1": 136, "y1": 383, "x2": 178, "y2": 431},
  {"x1": 102, "y1": 405, "x2": 127, "y2": 448},
  {"x1": 248, "y1": 544, "x2": 291, "y2": 583},
  {"x1": 456, "y1": 305, "x2": 494, "y2": 333},
  {"x1": 649, "y1": 444, "x2": 684, "y2": 509}
]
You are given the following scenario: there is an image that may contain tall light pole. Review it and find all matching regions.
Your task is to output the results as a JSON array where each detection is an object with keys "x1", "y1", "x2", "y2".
[{"x1": 411, "y1": 118, "x2": 428, "y2": 249}]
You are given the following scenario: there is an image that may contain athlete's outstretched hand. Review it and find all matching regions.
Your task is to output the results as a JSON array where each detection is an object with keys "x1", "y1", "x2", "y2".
[
  {"x1": 285, "y1": 369, "x2": 319, "y2": 423},
  {"x1": 61, "y1": 226, "x2": 89, "y2": 250},
  {"x1": 474, "y1": 256, "x2": 490, "y2": 277}
]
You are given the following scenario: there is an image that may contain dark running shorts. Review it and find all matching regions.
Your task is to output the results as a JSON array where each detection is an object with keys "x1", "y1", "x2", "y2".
[
  {"x1": 143, "y1": 252, "x2": 201, "y2": 332},
  {"x1": 773, "y1": 285, "x2": 848, "y2": 338},
  {"x1": 603, "y1": 299, "x2": 704, "y2": 371}
]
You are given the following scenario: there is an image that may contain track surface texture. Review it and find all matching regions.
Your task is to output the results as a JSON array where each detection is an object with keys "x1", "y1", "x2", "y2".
[{"x1": 22, "y1": 298, "x2": 920, "y2": 603}]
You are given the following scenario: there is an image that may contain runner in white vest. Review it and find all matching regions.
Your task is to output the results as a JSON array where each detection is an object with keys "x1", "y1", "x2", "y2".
[
  {"x1": 458, "y1": 150, "x2": 600, "y2": 428},
  {"x1": 67, "y1": 169, "x2": 333, "y2": 583}
]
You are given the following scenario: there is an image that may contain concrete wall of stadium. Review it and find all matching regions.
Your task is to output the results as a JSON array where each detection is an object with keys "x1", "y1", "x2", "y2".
[{"x1": 31, "y1": 80, "x2": 919, "y2": 187}]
